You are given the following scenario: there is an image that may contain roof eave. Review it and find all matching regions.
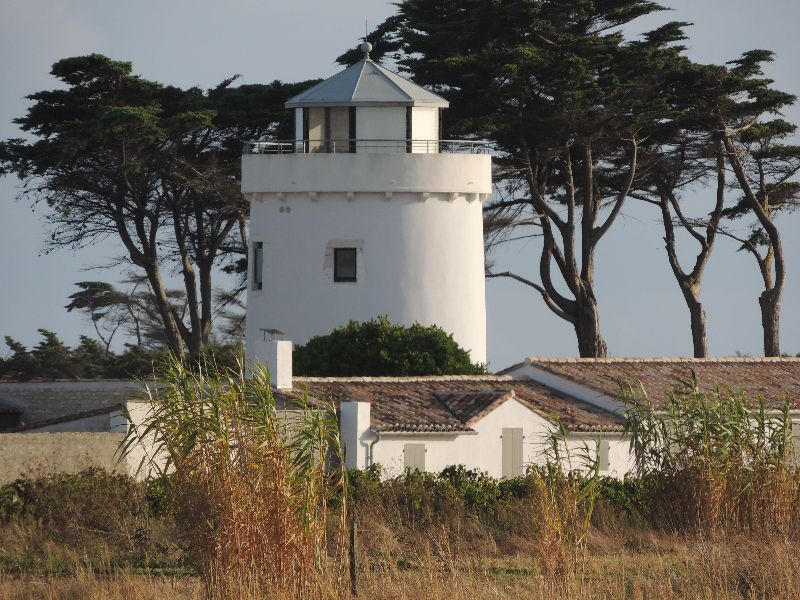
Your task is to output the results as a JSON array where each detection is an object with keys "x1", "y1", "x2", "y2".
[
  {"x1": 374, "y1": 428, "x2": 476, "y2": 436},
  {"x1": 284, "y1": 100, "x2": 449, "y2": 109}
]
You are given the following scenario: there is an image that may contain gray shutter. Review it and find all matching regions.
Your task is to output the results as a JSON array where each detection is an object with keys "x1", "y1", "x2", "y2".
[
  {"x1": 597, "y1": 439, "x2": 610, "y2": 472},
  {"x1": 404, "y1": 443, "x2": 426, "y2": 472},
  {"x1": 502, "y1": 428, "x2": 524, "y2": 478}
]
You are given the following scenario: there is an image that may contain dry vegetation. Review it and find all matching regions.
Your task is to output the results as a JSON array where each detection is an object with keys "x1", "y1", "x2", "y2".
[{"x1": 1, "y1": 368, "x2": 799, "y2": 599}]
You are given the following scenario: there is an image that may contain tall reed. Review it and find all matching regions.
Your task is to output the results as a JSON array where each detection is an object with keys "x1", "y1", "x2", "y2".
[
  {"x1": 532, "y1": 424, "x2": 601, "y2": 586},
  {"x1": 623, "y1": 374, "x2": 800, "y2": 535},
  {"x1": 121, "y1": 357, "x2": 348, "y2": 599}
]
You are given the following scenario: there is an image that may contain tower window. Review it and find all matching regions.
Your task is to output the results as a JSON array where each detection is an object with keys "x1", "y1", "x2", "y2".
[
  {"x1": 334, "y1": 248, "x2": 357, "y2": 282},
  {"x1": 252, "y1": 242, "x2": 263, "y2": 290}
]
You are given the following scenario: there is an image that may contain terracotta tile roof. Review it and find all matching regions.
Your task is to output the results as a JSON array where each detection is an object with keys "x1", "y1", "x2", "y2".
[
  {"x1": 436, "y1": 390, "x2": 514, "y2": 427},
  {"x1": 520, "y1": 357, "x2": 800, "y2": 410},
  {"x1": 278, "y1": 376, "x2": 623, "y2": 433}
]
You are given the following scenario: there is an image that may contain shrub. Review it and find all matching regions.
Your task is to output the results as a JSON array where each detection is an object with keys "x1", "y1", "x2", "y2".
[
  {"x1": 293, "y1": 316, "x2": 486, "y2": 376},
  {"x1": 8, "y1": 469, "x2": 148, "y2": 544}
]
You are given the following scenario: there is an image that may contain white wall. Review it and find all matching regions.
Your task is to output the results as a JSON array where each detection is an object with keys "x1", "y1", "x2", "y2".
[
  {"x1": 367, "y1": 398, "x2": 635, "y2": 479},
  {"x1": 340, "y1": 401, "x2": 372, "y2": 469},
  {"x1": 307, "y1": 107, "x2": 325, "y2": 152},
  {"x1": 242, "y1": 153, "x2": 491, "y2": 194},
  {"x1": 372, "y1": 398, "x2": 558, "y2": 478},
  {"x1": 411, "y1": 107, "x2": 438, "y2": 153},
  {"x1": 116, "y1": 400, "x2": 167, "y2": 481},
  {"x1": 243, "y1": 153, "x2": 490, "y2": 364},
  {"x1": 561, "y1": 434, "x2": 634, "y2": 478}
]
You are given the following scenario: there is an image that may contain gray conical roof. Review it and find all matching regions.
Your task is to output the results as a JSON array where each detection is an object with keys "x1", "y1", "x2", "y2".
[{"x1": 285, "y1": 59, "x2": 449, "y2": 109}]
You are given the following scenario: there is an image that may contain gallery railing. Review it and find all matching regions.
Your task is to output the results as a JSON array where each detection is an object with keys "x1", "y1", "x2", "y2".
[{"x1": 243, "y1": 138, "x2": 491, "y2": 155}]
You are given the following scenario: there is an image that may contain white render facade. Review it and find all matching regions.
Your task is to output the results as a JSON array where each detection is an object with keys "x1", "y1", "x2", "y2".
[
  {"x1": 340, "y1": 398, "x2": 632, "y2": 480},
  {"x1": 242, "y1": 50, "x2": 491, "y2": 364}
]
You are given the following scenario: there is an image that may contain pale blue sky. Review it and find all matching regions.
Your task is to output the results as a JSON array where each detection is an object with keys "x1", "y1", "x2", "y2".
[{"x1": 0, "y1": 0, "x2": 798, "y2": 370}]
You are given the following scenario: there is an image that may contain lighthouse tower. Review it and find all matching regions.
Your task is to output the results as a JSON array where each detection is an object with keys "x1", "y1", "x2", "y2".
[{"x1": 243, "y1": 44, "x2": 491, "y2": 364}]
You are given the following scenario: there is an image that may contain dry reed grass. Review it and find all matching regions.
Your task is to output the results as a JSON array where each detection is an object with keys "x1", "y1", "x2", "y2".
[
  {"x1": 623, "y1": 375, "x2": 800, "y2": 536},
  {"x1": 5, "y1": 535, "x2": 800, "y2": 600},
  {"x1": 122, "y1": 358, "x2": 349, "y2": 599}
]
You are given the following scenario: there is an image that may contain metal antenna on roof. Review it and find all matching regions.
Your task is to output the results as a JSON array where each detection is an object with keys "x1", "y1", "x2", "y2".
[{"x1": 360, "y1": 21, "x2": 372, "y2": 60}]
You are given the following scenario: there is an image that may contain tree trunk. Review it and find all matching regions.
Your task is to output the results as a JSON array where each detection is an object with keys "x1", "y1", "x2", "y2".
[
  {"x1": 682, "y1": 287, "x2": 707, "y2": 358},
  {"x1": 759, "y1": 291, "x2": 781, "y2": 356},
  {"x1": 720, "y1": 130, "x2": 785, "y2": 358},
  {"x1": 574, "y1": 291, "x2": 608, "y2": 358},
  {"x1": 199, "y1": 259, "x2": 214, "y2": 348},
  {"x1": 143, "y1": 263, "x2": 185, "y2": 357}
]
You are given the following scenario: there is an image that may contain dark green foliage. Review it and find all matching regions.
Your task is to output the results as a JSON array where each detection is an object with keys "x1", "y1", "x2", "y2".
[
  {"x1": 293, "y1": 316, "x2": 486, "y2": 376},
  {"x1": 144, "y1": 474, "x2": 176, "y2": 518},
  {"x1": 348, "y1": 464, "x2": 537, "y2": 525},
  {"x1": 0, "y1": 469, "x2": 186, "y2": 575},
  {"x1": 341, "y1": 1, "x2": 693, "y2": 358},
  {"x1": 0, "y1": 330, "x2": 240, "y2": 380},
  {"x1": 7, "y1": 469, "x2": 145, "y2": 536},
  {"x1": 0, "y1": 54, "x2": 315, "y2": 357},
  {"x1": 595, "y1": 476, "x2": 649, "y2": 519}
]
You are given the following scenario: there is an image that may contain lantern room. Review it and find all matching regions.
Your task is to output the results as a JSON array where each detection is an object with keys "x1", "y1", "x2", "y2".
[{"x1": 284, "y1": 43, "x2": 449, "y2": 154}]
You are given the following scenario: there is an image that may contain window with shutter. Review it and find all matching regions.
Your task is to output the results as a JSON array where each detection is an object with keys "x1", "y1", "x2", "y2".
[
  {"x1": 403, "y1": 443, "x2": 426, "y2": 472},
  {"x1": 597, "y1": 439, "x2": 610, "y2": 472},
  {"x1": 502, "y1": 428, "x2": 523, "y2": 478}
]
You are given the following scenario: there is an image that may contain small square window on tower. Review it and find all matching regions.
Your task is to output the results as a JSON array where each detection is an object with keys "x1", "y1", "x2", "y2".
[
  {"x1": 252, "y1": 242, "x2": 263, "y2": 290},
  {"x1": 333, "y1": 247, "x2": 357, "y2": 282}
]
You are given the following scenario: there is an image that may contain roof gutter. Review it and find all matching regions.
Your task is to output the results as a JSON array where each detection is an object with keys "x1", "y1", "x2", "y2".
[{"x1": 375, "y1": 430, "x2": 477, "y2": 437}]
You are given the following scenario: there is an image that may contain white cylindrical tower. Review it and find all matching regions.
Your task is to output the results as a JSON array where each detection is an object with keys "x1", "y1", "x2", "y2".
[{"x1": 243, "y1": 49, "x2": 491, "y2": 363}]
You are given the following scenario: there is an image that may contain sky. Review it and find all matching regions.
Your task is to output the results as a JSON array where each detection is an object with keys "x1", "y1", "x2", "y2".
[{"x1": 0, "y1": 0, "x2": 798, "y2": 371}]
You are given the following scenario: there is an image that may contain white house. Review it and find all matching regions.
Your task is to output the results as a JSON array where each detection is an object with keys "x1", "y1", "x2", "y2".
[
  {"x1": 242, "y1": 43, "x2": 491, "y2": 364},
  {"x1": 261, "y1": 341, "x2": 629, "y2": 479},
  {"x1": 3, "y1": 355, "x2": 800, "y2": 482}
]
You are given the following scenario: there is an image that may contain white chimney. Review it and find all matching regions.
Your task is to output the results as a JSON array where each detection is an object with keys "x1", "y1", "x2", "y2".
[
  {"x1": 340, "y1": 401, "x2": 371, "y2": 470},
  {"x1": 250, "y1": 339, "x2": 293, "y2": 389}
]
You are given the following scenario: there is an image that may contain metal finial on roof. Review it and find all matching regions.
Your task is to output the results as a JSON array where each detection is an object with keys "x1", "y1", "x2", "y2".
[{"x1": 360, "y1": 41, "x2": 372, "y2": 59}]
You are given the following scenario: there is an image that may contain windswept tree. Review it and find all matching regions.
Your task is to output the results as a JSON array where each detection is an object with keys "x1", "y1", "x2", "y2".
[
  {"x1": 631, "y1": 62, "x2": 729, "y2": 357},
  {"x1": 346, "y1": 1, "x2": 692, "y2": 356},
  {"x1": 711, "y1": 51, "x2": 800, "y2": 356},
  {"x1": 66, "y1": 275, "x2": 190, "y2": 351},
  {"x1": 66, "y1": 281, "x2": 140, "y2": 353},
  {"x1": 0, "y1": 55, "x2": 310, "y2": 357}
]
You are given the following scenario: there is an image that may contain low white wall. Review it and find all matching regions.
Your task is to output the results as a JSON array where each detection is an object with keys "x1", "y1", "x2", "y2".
[{"x1": 0, "y1": 432, "x2": 126, "y2": 483}]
